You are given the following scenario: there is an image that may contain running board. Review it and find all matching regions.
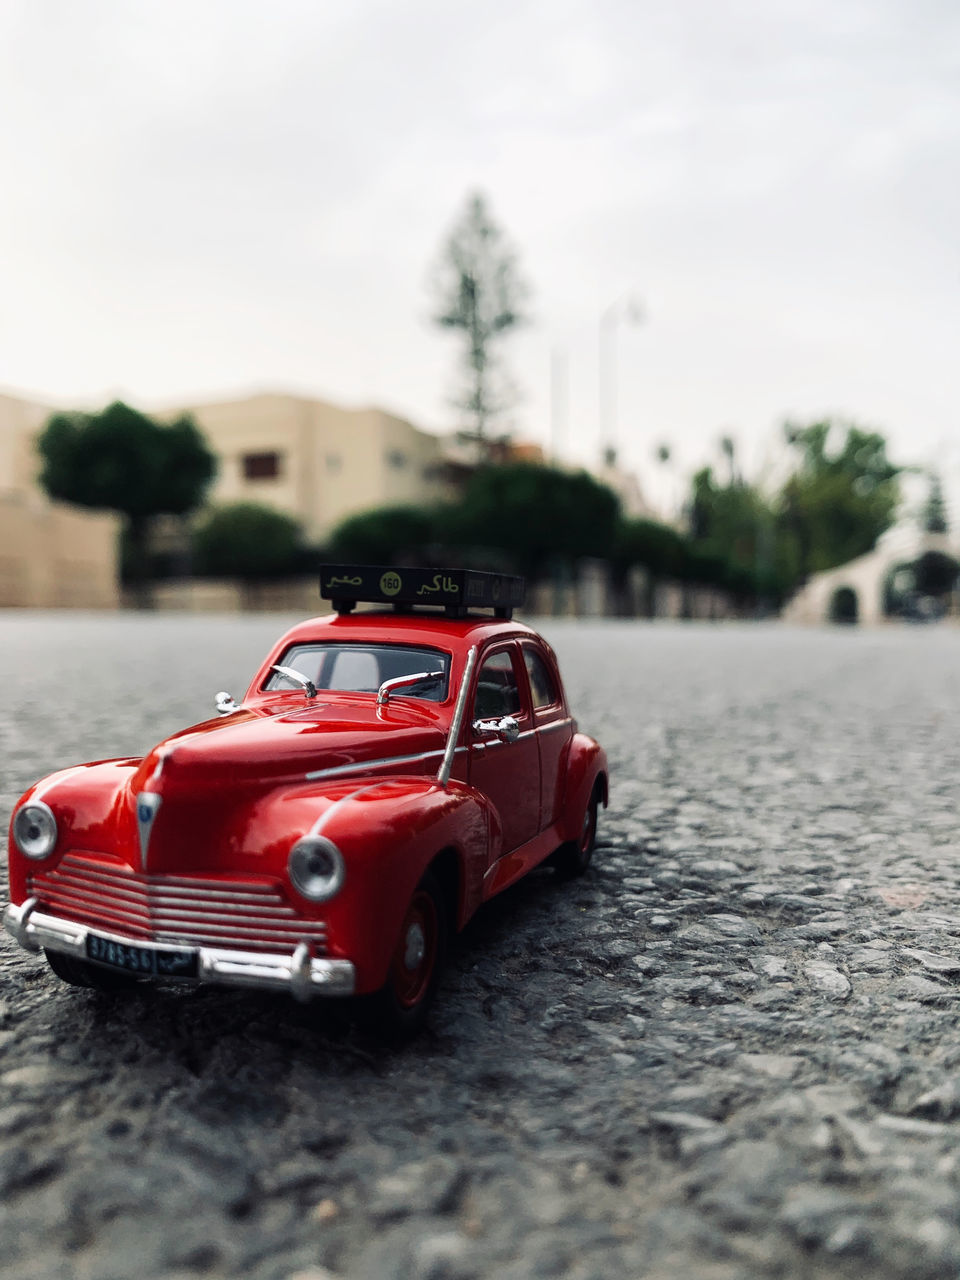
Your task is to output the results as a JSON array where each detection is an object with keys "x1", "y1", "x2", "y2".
[{"x1": 481, "y1": 824, "x2": 565, "y2": 900}]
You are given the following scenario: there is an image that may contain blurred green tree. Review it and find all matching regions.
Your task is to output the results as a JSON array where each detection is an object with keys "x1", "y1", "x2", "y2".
[
  {"x1": 431, "y1": 192, "x2": 530, "y2": 456},
  {"x1": 922, "y1": 472, "x2": 949, "y2": 534},
  {"x1": 777, "y1": 420, "x2": 902, "y2": 581},
  {"x1": 614, "y1": 517, "x2": 686, "y2": 581},
  {"x1": 193, "y1": 503, "x2": 304, "y2": 580},
  {"x1": 37, "y1": 401, "x2": 215, "y2": 605},
  {"x1": 327, "y1": 506, "x2": 436, "y2": 565},
  {"x1": 689, "y1": 465, "x2": 785, "y2": 600},
  {"x1": 438, "y1": 463, "x2": 621, "y2": 578},
  {"x1": 612, "y1": 517, "x2": 688, "y2": 613},
  {"x1": 719, "y1": 433, "x2": 738, "y2": 485}
]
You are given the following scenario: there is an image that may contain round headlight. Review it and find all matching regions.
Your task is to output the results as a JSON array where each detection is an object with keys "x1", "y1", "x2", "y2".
[
  {"x1": 288, "y1": 836, "x2": 345, "y2": 902},
  {"x1": 12, "y1": 801, "x2": 58, "y2": 860}
]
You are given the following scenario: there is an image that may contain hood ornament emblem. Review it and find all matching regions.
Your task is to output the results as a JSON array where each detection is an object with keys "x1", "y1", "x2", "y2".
[{"x1": 136, "y1": 792, "x2": 162, "y2": 871}]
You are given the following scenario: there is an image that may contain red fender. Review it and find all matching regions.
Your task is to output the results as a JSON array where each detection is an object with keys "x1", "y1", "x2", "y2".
[
  {"x1": 558, "y1": 733, "x2": 608, "y2": 845},
  {"x1": 6, "y1": 760, "x2": 140, "y2": 903},
  {"x1": 287, "y1": 776, "x2": 494, "y2": 993}
]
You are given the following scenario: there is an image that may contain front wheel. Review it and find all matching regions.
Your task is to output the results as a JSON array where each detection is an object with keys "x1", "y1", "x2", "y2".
[
  {"x1": 553, "y1": 786, "x2": 599, "y2": 878},
  {"x1": 45, "y1": 949, "x2": 141, "y2": 992},
  {"x1": 367, "y1": 871, "x2": 447, "y2": 1036}
]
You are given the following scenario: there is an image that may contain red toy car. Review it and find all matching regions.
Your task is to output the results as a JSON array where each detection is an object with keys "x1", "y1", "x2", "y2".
[{"x1": 4, "y1": 567, "x2": 607, "y2": 1030}]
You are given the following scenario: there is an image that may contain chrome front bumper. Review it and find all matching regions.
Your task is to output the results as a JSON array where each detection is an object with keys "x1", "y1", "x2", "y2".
[{"x1": 3, "y1": 899, "x2": 355, "y2": 1002}]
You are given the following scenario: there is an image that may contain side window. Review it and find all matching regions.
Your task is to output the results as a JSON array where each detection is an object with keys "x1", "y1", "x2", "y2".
[
  {"x1": 524, "y1": 648, "x2": 559, "y2": 708},
  {"x1": 474, "y1": 650, "x2": 521, "y2": 720}
]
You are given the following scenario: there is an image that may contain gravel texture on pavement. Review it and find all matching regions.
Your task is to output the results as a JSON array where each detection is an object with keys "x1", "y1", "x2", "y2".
[{"x1": 2, "y1": 613, "x2": 960, "y2": 1280}]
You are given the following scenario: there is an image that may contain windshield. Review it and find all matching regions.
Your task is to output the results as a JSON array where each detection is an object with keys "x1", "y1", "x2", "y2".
[{"x1": 263, "y1": 643, "x2": 451, "y2": 701}]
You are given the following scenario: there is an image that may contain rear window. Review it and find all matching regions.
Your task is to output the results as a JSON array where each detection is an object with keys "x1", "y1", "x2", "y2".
[
  {"x1": 523, "y1": 648, "x2": 559, "y2": 708},
  {"x1": 264, "y1": 643, "x2": 451, "y2": 700}
]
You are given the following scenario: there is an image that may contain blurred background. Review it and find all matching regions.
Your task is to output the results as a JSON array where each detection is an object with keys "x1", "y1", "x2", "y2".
[{"x1": 1, "y1": 0, "x2": 957, "y2": 624}]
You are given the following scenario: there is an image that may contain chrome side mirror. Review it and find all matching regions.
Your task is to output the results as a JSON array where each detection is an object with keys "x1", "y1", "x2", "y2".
[
  {"x1": 215, "y1": 691, "x2": 238, "y2": 716},
  {"x1": 497, "y1": 715, "x2": 520, "y2": 743},
  {"x1": 472, "y1": 715, "x2": 521, "y2": 744}
]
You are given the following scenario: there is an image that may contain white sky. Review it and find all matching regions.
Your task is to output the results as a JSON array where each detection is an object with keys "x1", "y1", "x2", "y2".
[{"x1": 1, "y1": 0, "x2": 958, "y2": 516}]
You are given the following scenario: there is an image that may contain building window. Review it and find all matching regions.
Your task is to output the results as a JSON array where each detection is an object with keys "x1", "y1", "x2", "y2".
[
  {"x1": 326, "y1": 453, "x2": 342, "y2": 474},
  {"x1": 386, "y1": 450, "x2": 408, "y2": 470},
  {"x1": 242, "y1": 451, "x2": 282, "y2": 481}
]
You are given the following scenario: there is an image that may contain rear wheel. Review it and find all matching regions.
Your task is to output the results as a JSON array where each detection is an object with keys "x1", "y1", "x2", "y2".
[
  {"x1": 45, "y1": 949, "x2": 140, "y2": 992},
  {"x1": 368, "y1": 871, "x2": 447, "y2": 1036},
  {"x1": 554, "y1": 784, "x2": 600, "y2": 878}
]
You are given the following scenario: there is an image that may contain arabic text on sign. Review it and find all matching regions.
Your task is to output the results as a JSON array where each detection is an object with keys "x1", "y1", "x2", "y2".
[{"x1": 417, "y1": 574, "x2": 460, "y2": 596}]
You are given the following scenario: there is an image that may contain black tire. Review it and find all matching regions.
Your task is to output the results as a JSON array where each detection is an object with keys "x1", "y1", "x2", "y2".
[
  {"x1": 45, "y1": 949, "x2": 140, "y2": 992},
  {"x1": 366, "y1": 871, "x2": 448, "y2": 1037},
  {"x1": 554, "y1": 785, "x2": 600, "y2": 878}
]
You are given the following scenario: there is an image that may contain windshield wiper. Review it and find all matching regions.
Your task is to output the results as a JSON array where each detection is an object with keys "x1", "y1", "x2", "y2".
[
  {"x1": 271, "y1": 665, "x2": 318, "y2": 699},
  {"x1": 377, "y1": 670, "x2": 443, "y2": 705}
]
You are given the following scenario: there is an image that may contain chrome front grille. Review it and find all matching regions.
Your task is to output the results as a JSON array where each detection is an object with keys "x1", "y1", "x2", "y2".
[{"x1": 28, "y1": 853, "x2": 327, "y2": 953}]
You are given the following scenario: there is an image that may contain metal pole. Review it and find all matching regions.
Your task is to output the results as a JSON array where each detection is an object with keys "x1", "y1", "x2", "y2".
[
  {"x1": 437, "y1": 646, "x2": 478, "y2": 788},
  {"x1": 599, "y1": 296, "x2": 643, "y2": 466},
  {"x1": 599, "y1": 305, "x2": 617, "y2": 464},
  {"x1": 550, "y1": 346, "x2": 568, "y2": 464}
]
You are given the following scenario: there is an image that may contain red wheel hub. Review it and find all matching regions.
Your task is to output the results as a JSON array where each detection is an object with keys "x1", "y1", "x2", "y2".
[{"x1": 390, "y1": 890, "x2": 439, "y2": 1009}]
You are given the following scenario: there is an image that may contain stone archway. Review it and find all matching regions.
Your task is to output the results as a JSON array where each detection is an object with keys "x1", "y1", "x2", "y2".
[
  {"x1": 913, "y1": 550, "x2": 959, "y2": 600},
  {"x1": 881, "y1": 552, "x2": 958, "y2": 620},
  {"x1": 829, "y1": 585, "x2": 859, "y2": 625}
]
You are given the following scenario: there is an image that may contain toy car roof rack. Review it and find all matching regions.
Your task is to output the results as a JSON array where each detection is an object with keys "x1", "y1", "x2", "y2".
[{"x1": 320, "y1": 565, "x2": 525, "y2": 619}]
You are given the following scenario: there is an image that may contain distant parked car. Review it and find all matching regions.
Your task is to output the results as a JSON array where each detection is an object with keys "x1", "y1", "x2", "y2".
[{"x1": 5, "y1": 567, "x2": 607, "y2": 1031}]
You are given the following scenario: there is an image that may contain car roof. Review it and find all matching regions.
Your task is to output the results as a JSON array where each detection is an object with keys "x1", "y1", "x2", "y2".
[{"x1": 278, "y1": 610, "x2": 543, "y2": 651}]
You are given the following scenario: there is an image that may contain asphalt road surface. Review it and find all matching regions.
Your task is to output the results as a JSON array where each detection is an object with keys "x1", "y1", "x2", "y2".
[{"x1": 3, "y1": 613, "x2": 960, "y2": 1280}]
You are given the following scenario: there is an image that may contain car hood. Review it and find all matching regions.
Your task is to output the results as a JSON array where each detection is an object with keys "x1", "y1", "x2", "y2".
[{"x1": 131, "y1": 694, "x2": 449, "y2": 795}]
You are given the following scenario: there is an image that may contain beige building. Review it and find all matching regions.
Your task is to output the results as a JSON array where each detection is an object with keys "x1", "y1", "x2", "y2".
[
  {"x1": 164, "y1": 392, "x2": 455, "y2": 541},
  {"x1": 0, "y1": 387, "x2": 455, "y2": 608},
  {"x1": 0, "y1": 392, "x2": 119, "y2": 608}
]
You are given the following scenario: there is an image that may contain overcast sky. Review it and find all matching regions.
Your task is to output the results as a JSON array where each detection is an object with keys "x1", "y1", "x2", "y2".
[{"x1": 1, "y1": 0, "x2": 958, "y2": 511}]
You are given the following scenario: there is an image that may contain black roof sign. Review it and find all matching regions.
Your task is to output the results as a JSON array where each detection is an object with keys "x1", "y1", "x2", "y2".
[{"x1": 320, "y1": 565, "x2": 525, "y2": 618}]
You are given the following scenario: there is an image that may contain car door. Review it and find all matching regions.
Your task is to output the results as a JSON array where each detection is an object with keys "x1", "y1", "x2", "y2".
[{"x1": 467, "y1": 642, "x2": 540, "y2": 854}]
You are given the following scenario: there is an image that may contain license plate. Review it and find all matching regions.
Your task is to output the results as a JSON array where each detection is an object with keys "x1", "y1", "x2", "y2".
[{"x1": 85, "y1": 932, "x2": 198, "y2": 978}]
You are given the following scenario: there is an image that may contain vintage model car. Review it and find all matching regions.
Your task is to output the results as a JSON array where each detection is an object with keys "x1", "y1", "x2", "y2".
[{"x1": 4, "y1": 567, "x2": 607, "y2": 1030}]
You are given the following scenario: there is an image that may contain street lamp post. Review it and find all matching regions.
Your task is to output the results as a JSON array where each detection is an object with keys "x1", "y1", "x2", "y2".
[
  {"x1": 549, "y1": 345, "x2": 568, "y2": 465},
  {"x1": 599, "y1": 295, "x2": 644, "y2": 466}
]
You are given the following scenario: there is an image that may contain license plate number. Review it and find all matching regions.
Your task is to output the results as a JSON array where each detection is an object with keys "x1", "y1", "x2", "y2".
[{"x1": 85, "y1": 932, "x2": 197, "y2": 978}]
